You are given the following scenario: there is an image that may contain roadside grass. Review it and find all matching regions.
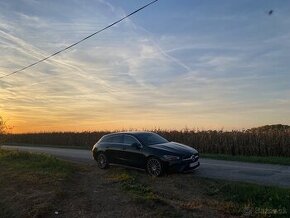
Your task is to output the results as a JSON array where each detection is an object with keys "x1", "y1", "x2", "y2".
[
  {"x1": 202, "y1": 153, "x2": 290, "y2": 165},
  {"x1": 0, "y1": 149, "x2": 75, "y2": 218},
  {"x1": 0, "y1": 203, "x2": 14, "y2": 218},
  {"x1": 213, "y1": 182, "x2": 290, "y2": 217},
  {"x1": 106, "y1": 167, "x2": 290, "y2": 217},
  {"x1": 106, "y1": 169, "x2": 182, "y2": 217},
  {"x1": 0, "y1": 148, "x2": 74, "y2": 178},
  {"x1": 106, "y1": 171, "x2": 163, "y2": 205}
]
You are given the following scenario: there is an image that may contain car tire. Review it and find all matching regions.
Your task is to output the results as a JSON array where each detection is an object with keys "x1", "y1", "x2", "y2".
[
  {"x1": 96, "y1": 153, "x2": 109, "y2": 169},
  {"x1": 146, "y1": 157, "x2": 163, "y2": 177}
]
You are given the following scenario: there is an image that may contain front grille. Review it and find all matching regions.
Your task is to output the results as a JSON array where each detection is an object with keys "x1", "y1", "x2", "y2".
[{"x1": 183, "y1": 153, "x2": 199, "y2": 161}]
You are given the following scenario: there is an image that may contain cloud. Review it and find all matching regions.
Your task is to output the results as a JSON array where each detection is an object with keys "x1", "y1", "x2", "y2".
[{"x1": 1, "y1": 0, "x2": 290, "y2": 132}]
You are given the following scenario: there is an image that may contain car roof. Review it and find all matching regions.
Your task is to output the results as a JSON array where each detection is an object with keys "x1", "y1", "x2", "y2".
[{"x1": 104, "y1": 131, "x2": 154, "y2": 137}]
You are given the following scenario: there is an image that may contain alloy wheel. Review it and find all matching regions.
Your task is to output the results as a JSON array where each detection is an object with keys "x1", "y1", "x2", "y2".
[
  {"x1": 97, "y1": 153, "x2": 108, "y2": 169},
  {"x1": 147, "y1": 158, "x2": 162, "y2": 176}
]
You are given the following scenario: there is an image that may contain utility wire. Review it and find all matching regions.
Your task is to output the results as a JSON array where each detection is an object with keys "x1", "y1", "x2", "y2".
[{"x1": 0, "y1": 0, "x2": 159, "y2": 80}]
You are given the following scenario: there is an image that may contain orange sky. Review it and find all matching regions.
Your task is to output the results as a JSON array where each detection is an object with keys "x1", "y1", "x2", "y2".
[
  {"x1": 1, "y1": 1, "x2": 290, "y2": 133},
  {"x1": 1, "y1": 109, "x2": 280, "y2": 133}
]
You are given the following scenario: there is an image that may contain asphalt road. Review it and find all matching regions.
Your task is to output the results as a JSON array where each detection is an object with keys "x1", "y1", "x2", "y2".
[{"x1": 2, "y1": 145, "x2": 290, "y2": 188}]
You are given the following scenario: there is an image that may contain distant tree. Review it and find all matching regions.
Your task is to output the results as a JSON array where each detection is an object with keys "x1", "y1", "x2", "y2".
[
  {"x1": 0, "y1": 116, "x2": 7, "y2": 144},
  {"x1": 248, "y1": 124, "x2": 290, "y2": 132}
]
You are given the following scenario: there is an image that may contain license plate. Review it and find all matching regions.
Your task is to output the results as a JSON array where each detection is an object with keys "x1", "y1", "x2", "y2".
[{"x1": 189, "y1": 162, "x2": 199, "y2": 167}]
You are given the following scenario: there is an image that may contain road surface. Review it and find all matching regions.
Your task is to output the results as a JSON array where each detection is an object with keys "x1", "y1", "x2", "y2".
[{"x1": 2, "y1": 145, "x2": 290, "y2": 188}]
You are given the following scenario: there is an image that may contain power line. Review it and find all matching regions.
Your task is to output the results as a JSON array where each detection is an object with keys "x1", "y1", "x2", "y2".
[{"x1": 0, "y1": 0, "x2": 159, "y2": 80}]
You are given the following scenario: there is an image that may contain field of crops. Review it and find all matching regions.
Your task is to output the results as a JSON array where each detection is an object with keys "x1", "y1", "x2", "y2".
[{"x1": 2, "y1": 125, "x2": 290, "y2": 157}]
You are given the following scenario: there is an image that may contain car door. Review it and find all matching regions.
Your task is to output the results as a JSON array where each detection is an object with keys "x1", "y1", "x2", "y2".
[
  {"x1": 104, "y1": 134, "x2": 124, "y2": 164},
  {"x1": 121, "y1": 135, "x2": 146, "y2": 168}
]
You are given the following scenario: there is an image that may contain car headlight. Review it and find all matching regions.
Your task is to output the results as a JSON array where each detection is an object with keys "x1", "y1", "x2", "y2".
[{"x1": 163, "y1": 155, "x2": 180, "y2": 161}]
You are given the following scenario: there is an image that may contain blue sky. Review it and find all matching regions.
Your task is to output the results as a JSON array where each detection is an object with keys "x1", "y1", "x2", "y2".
[{"x1": 0, "y1": 0, "x2": 290, "y2": 132}]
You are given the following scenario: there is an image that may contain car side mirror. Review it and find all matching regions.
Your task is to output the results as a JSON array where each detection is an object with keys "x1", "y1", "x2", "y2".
[{"x1": 131, "y1": 142, "x2": 142, "y2": 149}]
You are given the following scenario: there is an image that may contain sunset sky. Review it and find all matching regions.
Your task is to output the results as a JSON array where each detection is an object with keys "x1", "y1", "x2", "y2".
[{"x1": 1, "y1": 0, "x2": 290, "y2": 133}]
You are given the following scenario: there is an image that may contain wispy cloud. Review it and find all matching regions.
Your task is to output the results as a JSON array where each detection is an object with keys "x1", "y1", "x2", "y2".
[{"x1": 0, "y1": 0, "x2": 290, "y2": 132}]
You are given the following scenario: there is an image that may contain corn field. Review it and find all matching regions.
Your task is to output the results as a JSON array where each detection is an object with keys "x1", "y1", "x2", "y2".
[{"x1": 3, "y1": 127, "x2": 290, "y2": 157}]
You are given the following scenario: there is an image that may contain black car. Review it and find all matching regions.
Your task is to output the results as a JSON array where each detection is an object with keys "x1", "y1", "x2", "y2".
[{"x1": 92, "y1": 132, "x2": 200, "y2": 176}]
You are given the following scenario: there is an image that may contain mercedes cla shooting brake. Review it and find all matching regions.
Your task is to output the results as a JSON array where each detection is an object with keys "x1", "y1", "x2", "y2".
[{"x1": 92, "y1": 132, "x2": 200, "y2": 176}]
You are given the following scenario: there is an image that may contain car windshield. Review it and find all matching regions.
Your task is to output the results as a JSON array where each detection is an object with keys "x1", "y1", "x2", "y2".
[{"x1": 135, "y1": 133, "x2": 168, "y2": 146}]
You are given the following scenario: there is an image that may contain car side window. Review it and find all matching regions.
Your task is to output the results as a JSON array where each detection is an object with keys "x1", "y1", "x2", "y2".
[
  {"x1": 105, "y1": 135, "x2": 123, "y2": 143},
  {"x1": 124, "y1": 135, "x2": 138, "y2": 146}
]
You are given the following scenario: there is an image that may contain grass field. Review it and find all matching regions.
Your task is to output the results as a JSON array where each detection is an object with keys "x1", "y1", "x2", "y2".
[
  {"x1": 4, "y1": 126, "x2": 290, "y2": 158},
  {"x1": 1, "y1": 149, "x2": 289, "y2": 217},
  {"x1": 0, "y1": 149, "x2": 74, "y2": 217},
  {"x1": 107, "y1": 167, "x2": 290, "y2": 217}
]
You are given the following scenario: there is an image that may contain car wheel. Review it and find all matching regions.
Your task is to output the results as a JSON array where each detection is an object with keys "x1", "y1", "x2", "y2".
[
  {"x1": 146, "y1": 157, "x2": 163, "y2": 177},
  {"x1": 97, "y1": 153, "x2": 109, "y2": 169}
]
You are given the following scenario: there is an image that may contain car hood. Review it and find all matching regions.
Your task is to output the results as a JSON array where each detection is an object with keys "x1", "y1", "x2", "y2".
[{"x1": 149, "y1": 142, "x2": 198, "y2": 155}]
